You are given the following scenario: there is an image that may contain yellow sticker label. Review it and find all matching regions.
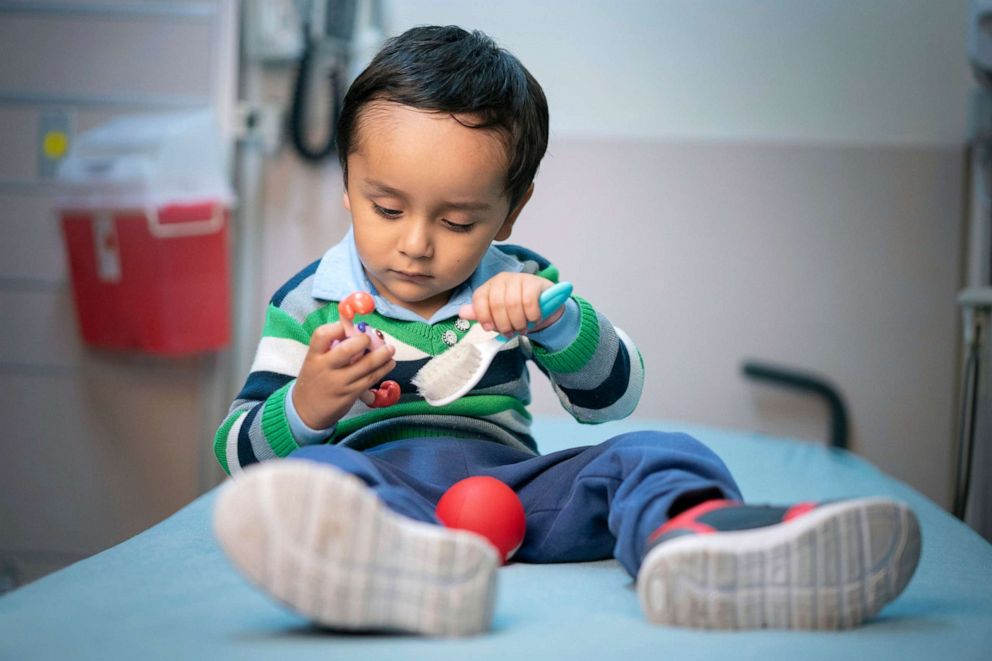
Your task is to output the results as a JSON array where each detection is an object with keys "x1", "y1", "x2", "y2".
[{"x1": 42, "y1": 131, "x2": 69, "y2": 159}]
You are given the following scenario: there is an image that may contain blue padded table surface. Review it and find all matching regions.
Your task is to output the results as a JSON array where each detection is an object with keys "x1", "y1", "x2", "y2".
[{"x1": 2, "y1": 418, "x2": 991, "y2": 660}]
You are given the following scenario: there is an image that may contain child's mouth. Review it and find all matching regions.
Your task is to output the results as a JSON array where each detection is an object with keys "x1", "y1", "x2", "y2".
[{"x1": 392, "y1": 270, "x2": 432, "y2": 282}]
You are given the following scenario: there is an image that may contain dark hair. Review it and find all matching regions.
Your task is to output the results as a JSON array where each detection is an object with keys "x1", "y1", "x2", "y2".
[{"x1": 336, "y1": 25, "x2": 549, "y2": 214}]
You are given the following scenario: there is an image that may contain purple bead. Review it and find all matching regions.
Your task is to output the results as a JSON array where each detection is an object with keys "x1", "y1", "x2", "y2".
[{"x1": 356, "y1": 321, "x2": 368, "y2": 332}]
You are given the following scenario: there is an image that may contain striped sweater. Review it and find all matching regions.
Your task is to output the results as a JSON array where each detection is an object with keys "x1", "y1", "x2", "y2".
[{"x1": 214, "y1": 244, "x2": 644, "y2": 475}]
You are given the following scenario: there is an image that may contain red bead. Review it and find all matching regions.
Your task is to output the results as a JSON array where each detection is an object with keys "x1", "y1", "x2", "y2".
[{"x1": 435, "y1": 476, "x2": 526, "y2": 563}]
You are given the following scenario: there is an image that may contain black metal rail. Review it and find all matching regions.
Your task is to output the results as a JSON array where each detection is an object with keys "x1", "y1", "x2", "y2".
[{"x1": 741, "y1": 360, "x2": 849, "y2": 450}]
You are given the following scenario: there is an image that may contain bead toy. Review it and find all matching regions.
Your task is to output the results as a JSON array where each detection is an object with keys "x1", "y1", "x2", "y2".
[{"x1": 335, "y1": 292, "x2": 401, "y2": 408}]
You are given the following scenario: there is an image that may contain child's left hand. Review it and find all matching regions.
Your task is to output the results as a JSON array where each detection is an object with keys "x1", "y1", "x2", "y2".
[{"x1": 459, "y1": 273, "x2": 565, "y2": 337}]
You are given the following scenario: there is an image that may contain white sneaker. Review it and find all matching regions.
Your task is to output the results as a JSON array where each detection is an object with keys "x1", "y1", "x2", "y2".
[
  {"x1": 636, "y1": 497, "x2": 922, "y2": 629},
  {"x1": 213, "y1": 459, "x2": 500, "y2": 636}
]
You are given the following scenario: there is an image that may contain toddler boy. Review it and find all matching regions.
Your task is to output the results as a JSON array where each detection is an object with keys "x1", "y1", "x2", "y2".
[{"x1": 213, "y1": 25, "x2": 920, "y2": 635}]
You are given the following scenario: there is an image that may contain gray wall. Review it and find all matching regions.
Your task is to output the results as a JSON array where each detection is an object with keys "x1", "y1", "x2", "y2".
[{"x1": 518, "y1": 138, "x2": 962, "y2": 508}]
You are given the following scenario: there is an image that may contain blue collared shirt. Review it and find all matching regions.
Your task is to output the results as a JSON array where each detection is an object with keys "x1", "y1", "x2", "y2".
[{"x1": 286, "y1": 228, "x2": 580, "y2": 444}]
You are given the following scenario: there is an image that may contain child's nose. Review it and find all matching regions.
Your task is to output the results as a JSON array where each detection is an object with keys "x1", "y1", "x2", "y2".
[{"x1": 399, "y1": 221, "x2": 433, "y2": 258}]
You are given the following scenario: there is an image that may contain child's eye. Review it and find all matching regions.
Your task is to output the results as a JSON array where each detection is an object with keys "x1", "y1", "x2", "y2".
[
  {"x1": 443, "y1": 219, "x2": 474, "y2": 233},
  {"x1": 372, "y1": 203, "x2": 402, "y2": 219}
]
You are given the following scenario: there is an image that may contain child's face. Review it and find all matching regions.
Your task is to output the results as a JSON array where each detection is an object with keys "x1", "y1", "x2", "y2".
[{"x1": 344, "y1": 102, "x2": 531, "y2": 320}]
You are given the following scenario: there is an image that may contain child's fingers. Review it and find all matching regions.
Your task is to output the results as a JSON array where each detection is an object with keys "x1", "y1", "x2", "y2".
[
  {"x1": 510, "y1": 278, "x2": 535, "y2": 332},
  {"x1": 344, "y1": 345, "x2": 396, "y2": 387},
  {"x1": 363, "y1": 352, "x2": 398, "y2": 390},
  {"x1": 496, "y1": 288, "x2": 531, "y2": 336},
  {"x1": 469, "y1": 274, "x2": 552, "y2": 334},
  {"x1": 481, "y1": 279, "x2": 514, "y2": 335},
  {"x1": 471, "y1": 286, "x2": 495, "y2": 332},
  {"x1": 308, "y1": 322, "x2": 346, "y2": 355},
  {"x1": 523, "y1": 279, "x2": 546, "y2": 325},
  {"x1": 324, "y1": 333, "x2": 371, "y2": 367}
]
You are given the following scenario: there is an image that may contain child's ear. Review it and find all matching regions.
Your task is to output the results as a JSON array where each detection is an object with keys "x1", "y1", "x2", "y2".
[
  {"x1": 343, "y1": 190, "x2": 351, "y2": 212},
  {"x1": 495, "y1": 183, "x2": 534, "y2": 241}
]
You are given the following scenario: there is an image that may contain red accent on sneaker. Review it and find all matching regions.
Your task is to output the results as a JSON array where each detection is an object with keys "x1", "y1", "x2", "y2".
[
  {"x1": 647, "y1": 499, "x2": 741, "y2": 544},
  {"x1": 783, "y1": 502, "x2": 818, "y2": 522}
]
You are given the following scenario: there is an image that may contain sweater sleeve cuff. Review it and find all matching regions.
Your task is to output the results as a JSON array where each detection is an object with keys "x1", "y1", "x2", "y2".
[
  {"x1": 530, "y1": 296, "x2": 601, "y2": 373},
  {"x1": 260, "y1": 382, "x2": 305, "y2": 457},
  {"x1": 526, "y1": 298, "x2": 580, "y2": 352},
  {"x1": 284, "y1": 381, "x2": 337, "y2": 446}
]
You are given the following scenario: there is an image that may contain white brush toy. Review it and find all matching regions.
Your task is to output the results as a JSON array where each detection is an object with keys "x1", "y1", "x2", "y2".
[{"x1": 413, "y1": 282, "x2": 573, "y2": 406}]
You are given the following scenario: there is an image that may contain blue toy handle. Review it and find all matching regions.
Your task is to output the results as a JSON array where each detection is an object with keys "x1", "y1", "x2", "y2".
[
  {"x1": 518, "y1": 281, "x2": 573, "y2": 333},
  {"x1": 538, "y1": 281, "x2": 573, "y2": 319}
]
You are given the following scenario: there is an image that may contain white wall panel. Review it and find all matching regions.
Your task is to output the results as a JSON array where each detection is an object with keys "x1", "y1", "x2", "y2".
[{"x1": 385, "y1": 0, "x2": 970, "y2": 146}]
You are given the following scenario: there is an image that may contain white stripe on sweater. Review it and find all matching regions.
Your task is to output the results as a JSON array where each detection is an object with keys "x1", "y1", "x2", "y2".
[
  {"x1": 379, "y1": 330, "x2": 433, "y2": 361},
  {"x1": 250, "y1": 332, "x2": 431, "y2": 376},
  {"x1": 226, "y1": 410, "x2": 250, "y2": 476},
  {"x1": 249, "y1": 336, "x2": 309, "y2": 376}
]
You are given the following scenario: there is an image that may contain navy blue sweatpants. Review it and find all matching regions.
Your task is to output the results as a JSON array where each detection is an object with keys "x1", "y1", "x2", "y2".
[{"x1": 289, "y1": 431, "x2": 741, "y2": 577}]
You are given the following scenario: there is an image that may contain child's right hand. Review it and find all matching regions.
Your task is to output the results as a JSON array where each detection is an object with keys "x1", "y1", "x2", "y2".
[{"x1": 292, "y1": 322, "x2": 397, "y2": 430}]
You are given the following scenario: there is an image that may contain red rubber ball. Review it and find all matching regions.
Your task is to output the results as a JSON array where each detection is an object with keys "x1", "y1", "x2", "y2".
[{"x1": 435, "y1": 476, "x2": 526, "y2": 563}]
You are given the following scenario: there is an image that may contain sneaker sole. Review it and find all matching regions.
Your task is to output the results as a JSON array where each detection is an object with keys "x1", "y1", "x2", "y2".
[
  {"x1": 637, "y1": 497, "x2": 921, "y2": 629},
  {"x1": 213, "y1": 460, "x2": 500, "y2": 636}
]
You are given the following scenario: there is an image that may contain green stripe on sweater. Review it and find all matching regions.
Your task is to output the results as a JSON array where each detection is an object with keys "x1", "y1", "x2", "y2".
[
  {"x1": 536, "y1": 263, "x2": 559, "y2": 283},
  {"x1": 332, "y1": 395, "x2": 532, "y2": 441},
  {"x1": 260, "y1": 382, "x2": 300, "y2": 458},
  {"x1": 531, "y1": 296, "x2": 601, "y2": 373},
  {"x1": 213, "y1": 409, "x2": 244, "y2": 475},
  {"x1": 296, "y1": 306, "x2": 471, "y2": 356},
  {"x1": 302, "y1": 303, "x2": 337, "y2": 335},
  {"x1": 263, "y1": 305, "x2": 310, "y2": 344}
]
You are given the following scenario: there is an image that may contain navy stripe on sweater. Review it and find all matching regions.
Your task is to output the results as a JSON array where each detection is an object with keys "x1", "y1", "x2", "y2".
[
  {"x1": 237, "y1": 405, "x2": 262, "y2": 468},
  {"x1": 237, "y1": 371, "x2": 294, "y2": 402},
  {"x1": 475, "y1": 350, "x2": 529, "y2": 389},
  {"x1": 386, "y1": 357, "x2": 430, "y2": 394},
  {"x1": 556, "y1": 341, "x2": 631, "y2": 409}
]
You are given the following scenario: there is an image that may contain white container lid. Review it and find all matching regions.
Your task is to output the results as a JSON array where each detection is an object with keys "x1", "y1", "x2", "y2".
[{"x1": 56, "y1": 109, "x2": 234, "y2": 210}]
